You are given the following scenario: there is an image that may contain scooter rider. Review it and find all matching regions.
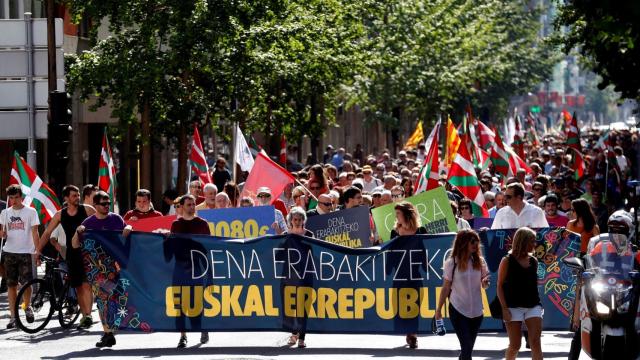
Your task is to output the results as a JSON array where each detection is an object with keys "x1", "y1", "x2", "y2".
[{"x1": 568, "y1": 209, "x2": 638, "y2": 360}]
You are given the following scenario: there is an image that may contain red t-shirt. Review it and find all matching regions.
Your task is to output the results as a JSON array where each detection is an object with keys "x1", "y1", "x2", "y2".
[
  {"x1": 123, "y1": 209, "x2": 163, "y2": 221},
  {"x1": 546, "y1": 214, "x2": 569, "y2": 227},
  {"x1": 170, "y1": 217, "x2": 211, "y2": 235}
]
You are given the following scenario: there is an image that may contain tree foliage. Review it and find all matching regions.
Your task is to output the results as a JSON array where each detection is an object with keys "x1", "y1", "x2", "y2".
[
  {"x1": 66, "y1": 0, "x2": 555, "y2": 154},
  {"x1": 355, "y1": 0, "x2": 556, "y2": 125},
  {"x1": 554, "y1": 1, "x2": 640, "y2": 102}
]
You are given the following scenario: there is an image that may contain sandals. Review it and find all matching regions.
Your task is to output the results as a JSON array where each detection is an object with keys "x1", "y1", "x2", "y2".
[{"x1": 406, "y1": 334, "x2": 418, "y2": 349}]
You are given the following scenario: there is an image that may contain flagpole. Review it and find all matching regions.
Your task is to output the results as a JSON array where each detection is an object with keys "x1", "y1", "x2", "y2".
[
  {"x1": 232, "y1": 121, "x2": 238, "y2": 184},
  {"x1": 294, "y1": 178, "x2": 318, "y2": 201}
]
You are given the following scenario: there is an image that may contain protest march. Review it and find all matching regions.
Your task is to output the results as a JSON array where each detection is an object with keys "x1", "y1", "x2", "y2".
[{"x1": 1, "y1": 108, "x2": 638, "y2": 360}]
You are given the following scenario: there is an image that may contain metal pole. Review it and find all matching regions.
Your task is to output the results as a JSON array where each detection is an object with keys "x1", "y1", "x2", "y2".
[
  {"x1": 46, "y1": 0, "x2": 57, "y2": 92},
  {"x1": 25, "y1": 12, "x2": 37, "y2": 170}
]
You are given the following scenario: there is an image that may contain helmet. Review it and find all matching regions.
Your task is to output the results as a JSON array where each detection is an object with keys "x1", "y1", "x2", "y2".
[{"x1": 608, "y1": 210, "x2": 634, "y2": 238}]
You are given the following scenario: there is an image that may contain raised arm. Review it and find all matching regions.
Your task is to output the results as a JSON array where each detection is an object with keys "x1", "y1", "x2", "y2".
[{"x1": 37, "y1": 211, "x2": 61, "y2": 252}]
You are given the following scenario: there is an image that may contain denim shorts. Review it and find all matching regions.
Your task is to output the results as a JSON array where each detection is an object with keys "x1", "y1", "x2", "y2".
[{"x1": 506, "y1": 305, "x2": 544, "y2": 322}]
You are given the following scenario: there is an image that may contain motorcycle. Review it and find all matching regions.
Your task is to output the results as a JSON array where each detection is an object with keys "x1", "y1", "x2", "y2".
[{"x1": 563, "y1": 233, "x2": 640, "y2": 359}]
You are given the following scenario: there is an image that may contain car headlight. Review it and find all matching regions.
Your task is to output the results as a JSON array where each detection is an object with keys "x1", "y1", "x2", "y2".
[{"x1": 596, "y1": 301, "x2": 610, "y2": 315}]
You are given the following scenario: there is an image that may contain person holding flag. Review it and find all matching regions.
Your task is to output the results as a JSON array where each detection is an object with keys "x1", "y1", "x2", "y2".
[{"x1": 1, "y1": 185, "x2": 41, "y2": 329}]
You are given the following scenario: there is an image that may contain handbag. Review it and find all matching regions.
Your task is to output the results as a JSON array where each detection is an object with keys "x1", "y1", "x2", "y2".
[{"x1": 489, "y1": 296, "x2": 502, "y2": 319}]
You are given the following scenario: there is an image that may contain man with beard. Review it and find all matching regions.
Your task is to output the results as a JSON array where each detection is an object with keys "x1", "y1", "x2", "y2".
[{"x1": 38, "y1": 185, "x2": 97, "y2": 330}]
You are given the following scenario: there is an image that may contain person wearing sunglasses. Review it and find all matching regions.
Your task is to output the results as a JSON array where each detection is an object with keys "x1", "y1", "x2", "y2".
[
  {"x1": 188, "y1": 180, "x2": 205, "y2": 205},
  {"x1": 72, "y1": 191, "x2": 131, "y2": 348},
  {"x1": 390, "y1": 185, "x2": 405, "y2": 202},
  {"x1": 257, "y1": 187, "x2": 288, "y2": 234},
  {"x1": 306, "y1": 194, "x2": 334, "y2": 218},
  {"x1": 492, "y1": 183, "x2": 548, "y2": 230},
  {"x1": 458, "y1": 198, "x2": 475, "y2": 229}
]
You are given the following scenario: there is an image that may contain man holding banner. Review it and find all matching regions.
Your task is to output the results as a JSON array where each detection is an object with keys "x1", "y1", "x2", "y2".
[
  {"x1": 73, "y1": 191, "x2": 131, "y2": 348},
  {"x1": 169, "y1": 194, "x2": 212, "y2": 348}
]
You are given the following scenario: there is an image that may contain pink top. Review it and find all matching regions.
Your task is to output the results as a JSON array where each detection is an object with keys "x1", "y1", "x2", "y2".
[{"x1": 443, "y1": 257, "x2": 489, "y2": 318}]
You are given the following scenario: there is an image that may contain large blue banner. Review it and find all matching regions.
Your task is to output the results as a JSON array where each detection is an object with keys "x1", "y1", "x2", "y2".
[{"x1": 81, "y1": 227, "x2": 579, "y2": 333}]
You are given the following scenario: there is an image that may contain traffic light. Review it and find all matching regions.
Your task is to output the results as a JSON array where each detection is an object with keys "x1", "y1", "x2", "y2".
[{"x1": 47, "y1": 91, "x2": 73, "y2": 189}]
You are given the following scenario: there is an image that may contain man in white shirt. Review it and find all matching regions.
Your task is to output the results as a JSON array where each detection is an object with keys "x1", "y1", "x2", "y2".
[
  {"x1": 491, "y1": 183, "x2": 549, "y2": 229},
  {"x1": 0, "y1": 185, "x2": 40, "y2": 329}
]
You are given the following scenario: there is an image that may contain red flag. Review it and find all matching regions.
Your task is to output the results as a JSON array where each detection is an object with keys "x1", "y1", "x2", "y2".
[
  {"x1": 279, "y1": 135, "x2": 287, "y2": 168},
  {"x1": 566, "y1": 112, "x2": 581, "y2": 152},
  {"x1": 241, "y1": 152, "x2": 295, "y2": 203},
  {"x1": 189, "y1": 127, "x2": 212, "y2": 184},
  {"x1": 512, "y1": 115, "x2": 525, "y2": 159}
]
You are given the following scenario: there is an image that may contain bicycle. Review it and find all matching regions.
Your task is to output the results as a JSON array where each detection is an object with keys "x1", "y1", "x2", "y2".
[{"x1": 14, "y1": 255, "x2": 81, "y2": 333}]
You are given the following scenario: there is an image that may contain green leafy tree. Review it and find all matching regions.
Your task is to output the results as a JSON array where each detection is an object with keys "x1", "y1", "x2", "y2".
[{"x1": 554, "y1": 2, "x2": 640, "y2": 103}]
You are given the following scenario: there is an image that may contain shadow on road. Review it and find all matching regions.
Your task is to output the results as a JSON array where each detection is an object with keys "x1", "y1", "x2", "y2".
[{"x1": 40, "y1": 345, "x2": 569, "y2": 359}]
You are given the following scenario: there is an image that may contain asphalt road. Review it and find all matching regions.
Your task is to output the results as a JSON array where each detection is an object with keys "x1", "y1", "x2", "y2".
[{"x1": 0, "y1": 292, "x2": 585, "y2": 360}]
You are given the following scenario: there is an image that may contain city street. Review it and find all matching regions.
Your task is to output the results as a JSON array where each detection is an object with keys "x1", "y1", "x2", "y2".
[{"x1": 0, "y1": 294, "x2": 583, "y2": 360}]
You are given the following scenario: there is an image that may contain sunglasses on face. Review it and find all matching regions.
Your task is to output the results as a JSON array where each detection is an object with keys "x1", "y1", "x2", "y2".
[
  {"x1": 460, "y1": 206, "x2": 470, "y2": 210},
  {"x1": 319, "y1": 202, "x2": 332, "y2": 207},
  {"x1": 470, "y1": 239, "x2": 479, "y2": 244},
  {"x1": 257, "y1": 194, "x2": 271, "y2": 198},
  {"x1": 98, "y1": 202, "x2": 111, "y2": 207},
  {"x1": 392, "y1": 194, "x2": 403, "y2": 198}
]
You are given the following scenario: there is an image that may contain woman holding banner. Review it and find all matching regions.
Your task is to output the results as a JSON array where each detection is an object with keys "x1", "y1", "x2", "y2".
[
  {"x1": 435, "y1": 229, "x2": 490, "y2": 360},
  {"x1": 284, "y1": 207, "x2": 313, "y2": 348},
  {"x1": 390, "y1": 202, "x2": 427, "y2": 349}
]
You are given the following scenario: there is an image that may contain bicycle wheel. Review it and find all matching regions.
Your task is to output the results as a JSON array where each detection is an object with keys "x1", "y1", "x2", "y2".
[
  {"x1": 57, "y1": 278, "x2": 80, "y2": 328},
  {"x1": 15, "y1": 278, "x2": 55, "y2": 333}
]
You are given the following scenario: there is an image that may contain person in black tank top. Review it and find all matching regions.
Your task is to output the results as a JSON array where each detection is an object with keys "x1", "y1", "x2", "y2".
[
  {"x1": 497, "y1": 227, "x2": 543, "y2": 360},
  {"x1": 38, "y1": 185, "x2": 96, "y2": 330}
]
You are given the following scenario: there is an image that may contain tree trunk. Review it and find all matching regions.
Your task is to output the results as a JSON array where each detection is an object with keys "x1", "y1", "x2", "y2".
[
  {"x1": 177, "y1": 123, "x2": 188, "y2": 194},
  {"x1": 140, "y1": 100, "x2": 152, "y2": 191}
]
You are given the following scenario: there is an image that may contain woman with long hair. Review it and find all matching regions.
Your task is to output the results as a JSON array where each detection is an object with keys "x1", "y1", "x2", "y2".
[
  {"x1": 390, "y1": 202, "x2": 426, "y2": 348},
  {"x1": 497, "y1": 227, "x2": 543, "y2": 360},
  {"x1": 436, "y1": 229, "x2": 490, "y2": 360},
  {"x1": 567, "y1": 198, "x2": 600, "y2": 255}
]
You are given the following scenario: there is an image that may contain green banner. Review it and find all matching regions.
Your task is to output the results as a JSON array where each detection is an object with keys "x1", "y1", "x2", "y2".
[{"x1": 371, "y1": 187, "x2": 457, "y2": 241}]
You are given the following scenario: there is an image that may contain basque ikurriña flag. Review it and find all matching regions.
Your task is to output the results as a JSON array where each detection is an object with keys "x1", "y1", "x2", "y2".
[
  {"x1": 98, "y1": 130, "x2": 118, "y2": 212},
  {"x1": 447, "y1": 134, "x2": 489, "y2": 217},
  {"x1": 189, "y1": 127, "x2": 212, "y2": 185},
  {"x1": 10, "y1": 152, "x2": 61, "y2": 224}
]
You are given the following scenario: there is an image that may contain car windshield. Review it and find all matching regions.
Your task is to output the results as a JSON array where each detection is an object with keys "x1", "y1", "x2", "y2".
[{"x1": 586, "y1": 233, "x2": 634, "y2": 278}]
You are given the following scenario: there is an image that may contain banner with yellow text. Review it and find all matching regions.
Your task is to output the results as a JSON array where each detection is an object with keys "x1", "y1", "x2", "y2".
[{"x1": 81, "y1": 227, "x2": 578, "y2": 333}]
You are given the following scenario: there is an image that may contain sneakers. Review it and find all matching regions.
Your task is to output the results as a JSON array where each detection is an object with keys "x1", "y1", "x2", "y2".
[
  {"x1": 77, "y1": 316, "x2": 93, "y2": 330},
  {"x1": 96, "y1": 332, "x2": 116, "y2": 348},
  {"x1": 177, "y1": 335, "x2": 187, "y2": 348},
  {"x1": 25, "y1": 307, "x2": 34, "y2": 323},
  {"x1": 6, "y1": 318, "x2": 16, "y2": 329},
  {"x1": 297, "y1": 339, "x2": 306, "y2": 348},
  {"x1": 200, "y1": 332, "x2": 209, "y2": 344}
]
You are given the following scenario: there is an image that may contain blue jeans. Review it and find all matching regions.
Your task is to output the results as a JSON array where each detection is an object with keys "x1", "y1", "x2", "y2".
[{"x1": 449, "y1": 303, "x2": 483, "y2": 360}]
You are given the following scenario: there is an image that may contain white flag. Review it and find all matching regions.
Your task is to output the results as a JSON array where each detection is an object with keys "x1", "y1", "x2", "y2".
[{"x1": 235, "y1": 125, "x2": 255, "y2": 171}]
